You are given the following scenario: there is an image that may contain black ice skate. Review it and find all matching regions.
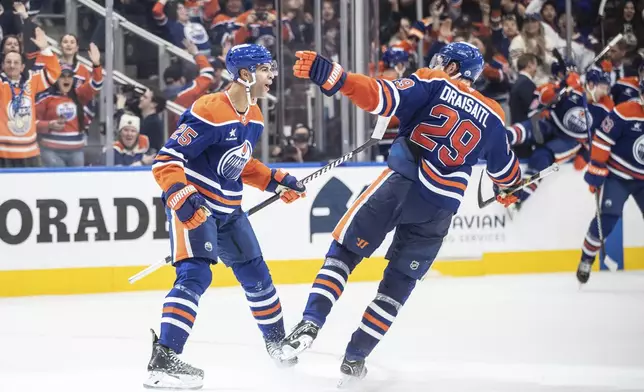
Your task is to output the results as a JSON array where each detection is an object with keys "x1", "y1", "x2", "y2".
[
  {"x1": 143, "y1": 329, "x2": 204, "y2": 390},
  {"x1": 279, "y1": 320, "x2": 319, "y2": 360},
  {"x1": 337, "y1": 356, "x2": 368, "y2": 388},
  {"x1": 576, "y1": 260, "x2": 593, "y2": 284},
  {"x1": 265, "y1": 340, "x2": 298, "y2": 368}
]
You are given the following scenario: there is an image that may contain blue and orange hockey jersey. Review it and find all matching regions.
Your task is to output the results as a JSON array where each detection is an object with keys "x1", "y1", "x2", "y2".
[
  {"x1": 592, "y1": 100, "x2": 644, "y2": 181},
  {"x1": 152, "y1": 92, "x2": 273, "y2": 218},
  {"x1": 544, "y1": 83, "x2": 614, "y2": 142},
  {"x1": 153, "y1": 1, "x2": 211, "y2": 56},
  {"x1": 338, "y1": 68, "x2": 521, "y2": 212},
  {"x1": 611, "y1": 76, "x2": 639, "y2": 105}
]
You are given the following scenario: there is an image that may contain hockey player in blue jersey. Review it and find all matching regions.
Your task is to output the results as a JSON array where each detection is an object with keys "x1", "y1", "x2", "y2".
[
  {"x1": 278, "y1": 42, "x2": 523, "y2": 385},
  {"x1": 505, "y1": 68, "x2": 614, "y2": 207},
  {"x1": 143, "y1": 44, "x2": 306, "y2": 390},
  {"x1": 576, "y1": 79, "x2": 644, "y2": 284}
]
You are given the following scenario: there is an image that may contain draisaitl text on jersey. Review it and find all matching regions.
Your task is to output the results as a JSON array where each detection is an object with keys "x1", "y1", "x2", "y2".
[{"x1": 438, "y1": 84, "x2": 491, "y2": 127}]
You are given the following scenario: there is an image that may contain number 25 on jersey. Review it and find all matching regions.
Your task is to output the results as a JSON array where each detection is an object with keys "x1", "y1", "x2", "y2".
[
  {"x1": 171, "y1": 124, "x2": 199, "y2": 146},
  {"x1": 410, "y1": 104, "x2": 482, "y2": 167}
]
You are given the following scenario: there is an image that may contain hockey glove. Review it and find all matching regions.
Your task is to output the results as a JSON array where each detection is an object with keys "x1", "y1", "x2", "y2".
[
  {"x1": 166, "y1": 183, "x2": 211, "y2": 230},
  {"x1": 293, "y1": 50, "x2": 346, "y2": 97},
  {"x1": 493, "y1": 184, "x2": 528, "y2": 208},
  {"x1": 265, "y1": 169, "x2": 306, "y2": 203},
  {"x1": 584, "y1": 161, "x2": 608, "y2": 194}
]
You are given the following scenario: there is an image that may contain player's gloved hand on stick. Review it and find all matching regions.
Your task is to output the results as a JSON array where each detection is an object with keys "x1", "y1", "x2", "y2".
[
  {"x1": 584, "y1": 161, "x2": 608, "y2": 193},
  {"x1": 166, "y1": 183, "x2": 211, "y2": 229},
  {"x1": 493, "y1": 184, "x2": 527, "y2": 208},
  {"x1": 293, "y1": 50, "x2": 346, "y2": 97},
  {"x1": 266, "y1": 169, "x2": 306, "y2": 203}
]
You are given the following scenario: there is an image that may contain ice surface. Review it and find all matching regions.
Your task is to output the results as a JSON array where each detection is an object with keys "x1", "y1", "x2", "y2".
[{"x1": 1, "y1": 272, "x2": 644, "y2": 392}]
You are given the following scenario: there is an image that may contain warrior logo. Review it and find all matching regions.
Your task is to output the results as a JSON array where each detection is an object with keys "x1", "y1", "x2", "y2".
[
  {"x1": 218, "y1": 140, "x2": 252, "y2": 180},
  {"x1": 633, "y1": 135, "x2": 644, "y2": 165}
]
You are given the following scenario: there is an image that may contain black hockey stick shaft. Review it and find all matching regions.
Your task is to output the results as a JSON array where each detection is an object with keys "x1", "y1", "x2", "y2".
[
  {"x1": 246, "y1": 137, "x2": 380, "y2": 216},
  {"x1": 477, "y1": 163, "x2": 560, "y2": 209},
  {"x1": 246, "y1": 115, "x2": 391, "y2": 216}
]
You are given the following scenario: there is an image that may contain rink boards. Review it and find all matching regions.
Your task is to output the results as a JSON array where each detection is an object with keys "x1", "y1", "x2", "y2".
[{"x1": 1, "y1": 163, "x2": 643, "y2": 297}]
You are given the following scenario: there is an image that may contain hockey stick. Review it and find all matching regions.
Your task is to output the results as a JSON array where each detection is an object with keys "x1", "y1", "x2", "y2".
[
  {"x1": 246, "y1": 115, "x2": 391, "y2": 216},
  {"x1": 476, "y1": 163, "x2": 560, "y2": 209},
  {"x1": 128, "y1": 116, "x2": 392, "y2": 284},
  {"x1": 527, "y1": 34, "x2": 624, "y2": 119}
]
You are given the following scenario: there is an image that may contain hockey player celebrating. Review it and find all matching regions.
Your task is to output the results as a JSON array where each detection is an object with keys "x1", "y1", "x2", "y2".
[
  {"x1": 506, "y1": 68, "x2": 614, "y2": 207},
  {"x1": 576, "y1": 75, "x2": 644, "y2": 284},
  {"x1": 143, "y1": 44, "x2": 306, "y2": 390},
  {"x1": 279, "y1": 43, "x2": 523, "y2": 385}
]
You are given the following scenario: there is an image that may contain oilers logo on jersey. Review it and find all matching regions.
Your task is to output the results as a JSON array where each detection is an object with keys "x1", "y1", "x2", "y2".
[
  {"x1": 56, "y1": 101, "x2": 77, "y2": 121},
  {"x1": 633, "y1": 135, "x2": 644, "y2": 165},
  {"x1": 184, "y1": 23, "x2": 209, "y2": 45},
  {"x1": 217, "y1": 139, "x2": 252, "y2": 180},
  {"x1": 562, "y1": 106, "x2": 591, "y2": 137},
  {"x1": 7, "y1": 96, "x2": 33, "y2": 136}
]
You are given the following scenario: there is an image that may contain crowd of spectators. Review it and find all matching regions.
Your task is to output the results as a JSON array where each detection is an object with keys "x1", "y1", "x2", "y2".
[{"x1": 1, "y1": 0, "x2": 644, "y2": 168}]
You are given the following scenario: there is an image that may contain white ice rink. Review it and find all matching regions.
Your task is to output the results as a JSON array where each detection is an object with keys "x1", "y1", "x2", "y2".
[{"x1": 2, "y1": 271, "x2": 644, "y2": 392}]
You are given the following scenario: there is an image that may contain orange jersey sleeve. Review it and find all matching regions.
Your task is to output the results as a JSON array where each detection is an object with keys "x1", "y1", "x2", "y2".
[
  {"x1": 241, "y1": 158, "x2": 272, "y2": 190},
  {"x1": 76, "y1": 66, "x2": 103, "y2": 105},
  {"x1": 33, "y1": 51, "x2": 61, "y2": 93}
]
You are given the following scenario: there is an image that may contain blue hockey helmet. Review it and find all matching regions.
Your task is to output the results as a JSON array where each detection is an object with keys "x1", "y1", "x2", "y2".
[
  {"x1": 585, "y1": 68, "x2": 611, "y2": 86},
  {"x1": 429, "y1": 42, "x2": 484, "y2": 82},
  {"x1": 382, "y1": 47, "x2": 409, "y2": 69},
  {"x1": 225, "y1": 43, "x2": 277, "y2": 86},
  {"x1": 550, "y1": 60, "x2": 575, "y2": 79}
]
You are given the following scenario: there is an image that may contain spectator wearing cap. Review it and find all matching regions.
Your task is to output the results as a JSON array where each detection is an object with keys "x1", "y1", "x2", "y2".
[
  {"x1": 509, "y1": 12, "x2": 556, "y2": 85},
  {"x1": 104, "y1": 113, "x2": 154, "y2": 167},
  {"x1": 56, "y1": 34, "x2": 99, "y2": 127},
  {"x1": 138, "y1": 87, "x2": 167, "y2": 152},
  {"x1": 35, "y1": 43, "x2": 103, "y2": 167}
]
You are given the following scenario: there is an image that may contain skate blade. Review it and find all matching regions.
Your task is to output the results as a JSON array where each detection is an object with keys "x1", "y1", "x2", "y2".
[
  {"x1": 280, "y1": 335, "x2": 313, "y2": 361},
  {"x1": 143, "y1": 371, "x2": 203, "y2": 390},
  {"x1": 273, "y1": 356, "x2": 299, "y2": 369},
  {"x1": 337, "y1": 373, "x2": 364, "y2": 389}
]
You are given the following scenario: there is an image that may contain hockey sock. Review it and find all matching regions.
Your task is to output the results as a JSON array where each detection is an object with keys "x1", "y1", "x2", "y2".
[
  {"x1": 581, "y1": 213, "x2": 620, "y2": 262},
  {"x1": 302, "y1": 241, "x2": 361, "y2": 327},
  {"x1": 344, "y1": 264, "x2": 416, "y2": 361},
  {"x1": 231, "y1": 256, "x2": 285, "y2": 342},
  {"x1": 159, "y1": 258, "x2": 212, "y2": 354}
]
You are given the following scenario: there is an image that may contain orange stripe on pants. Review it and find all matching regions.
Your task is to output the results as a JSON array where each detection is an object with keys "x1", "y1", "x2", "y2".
[
  {"x1": 171, "y1": 211, "x2": 190, "y2": 262},
  {"x1": 332, "y1": 168, "x2": 392, "y2": 243}
]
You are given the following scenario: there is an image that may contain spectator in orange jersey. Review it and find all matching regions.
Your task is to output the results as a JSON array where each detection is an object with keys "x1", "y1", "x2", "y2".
[
  {"x1": 166, "y1": 39, "x2": 216, "y2": 134},
  {"x1": 103, "y1": 113, "x2": 154, "y2": 167},
  {"x1": 209, "y1": 0, "x2": 244, "y2": 48},
  {"x1": 57, "y1": 34, "x2": 98, "y2": 126},
  {"x1": 0, "y1": 27, "x2": 60, "y2": 168},
  {"x1": 35, "y1": 43, "x2": 103, "y2": 167}
]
